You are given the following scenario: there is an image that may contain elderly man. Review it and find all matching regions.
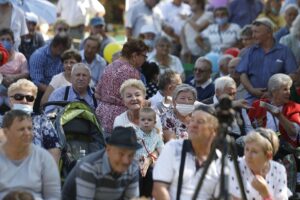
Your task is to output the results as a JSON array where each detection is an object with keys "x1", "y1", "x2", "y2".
[
  {"x1": 236, "y1": 18, "x2": 298, "y2": 105},
  {"x1": 46, "y1": 63, "x2": 97, "y2": 113},
  {"x1": 62, "y1": 126, "x2": 141, "y2": 200},
  {"x1": 186, "y1": 57, "x2": 215, "y2": 102},
  {"x1": 212, "y1": 54, "x2": 233, "y2": 81},
  {"x1": 228, "y1": 57, "x2": 247, "y2": 100},
  {"x1": 0, "y1": 110, "x2": 61, "y2": 199},
  {"x1": 152, "y1": 105, "x2": 221, "y2": 199},
  {"x1": 80, "y1": 36, "x2": 107, "y2": 86}
]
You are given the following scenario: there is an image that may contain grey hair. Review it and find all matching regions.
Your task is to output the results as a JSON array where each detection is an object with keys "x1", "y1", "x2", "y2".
[
  {"x1": 218, "y1": 54, "x2": 234, "y2": 67},
  {"x1": 268, "y1": 73, "x2": 292, "y2": 93},
  {"x1": 71, "y1": 63, "x2": 91, "y2": 76},
  {"x1": 284, "y1": 4, "x2": 298, "y2": 14},
  {"x1": 214, "y1": 76, "x2": 236, "y2": 92},
  {"x1": 172, "y1": 84, "x2": 197, "y2": 102},
  {"x1": 290, "y1": 15, "x2": 300, "y2": 37},
  {"x1": 154, "y1": 35, "x2": 171, "y2": 47},
  {"x1": 195, "y1": 56, "x2": 212, "y2": 71}
]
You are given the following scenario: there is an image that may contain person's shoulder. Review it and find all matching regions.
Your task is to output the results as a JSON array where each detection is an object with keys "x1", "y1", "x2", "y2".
[
  {"x1": 230, "y1": 23, "x2": 241, "y2": 30},
  {"x1": 270, "y1": 160, "x2": 286, "y2": 172}
]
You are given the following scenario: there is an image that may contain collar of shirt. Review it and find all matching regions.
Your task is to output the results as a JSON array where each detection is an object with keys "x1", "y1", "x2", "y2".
[
  {"x1": 191, "y1": 78, "x2": 212, "y2": 89},
  {"x1": 102, "y1": 152, "x2": 113, "y2": 175},
  {"x1": 70, "y1": 85, "x2": 94, "y2": 99},
  {"x1": 253, "y1": 40, "x2": 283, "y2": 53}
]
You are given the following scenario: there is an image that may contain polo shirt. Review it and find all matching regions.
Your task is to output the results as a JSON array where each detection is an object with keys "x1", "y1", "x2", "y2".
[{"x1": 153, "y1": 139, "x2": 221, "y2": 200}]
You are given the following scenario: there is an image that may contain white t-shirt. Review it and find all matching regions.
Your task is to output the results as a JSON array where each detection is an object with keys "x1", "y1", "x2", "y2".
[
  {"x1": 49, "y1": 72, "x2": 71, "y2": 90},
  {"x1": 113, "y1": 111, "x2": 163, "y2": 135},
  {"x1": 153, "y1": 140, "x2": 221, "y2": 200},
  {"x1": 202, "y1": 23, "x2": 241, "y2": 54},
  {"x1": 229, "y1": 157, "x2": 292, "y2": 200},
  {"x1": 147, "y1": 54, "x2": 184, "y2": 75}
]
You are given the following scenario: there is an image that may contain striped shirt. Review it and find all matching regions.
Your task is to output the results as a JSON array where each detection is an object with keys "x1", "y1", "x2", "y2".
[{"x1": 75, "y1": 149, "x2": 140, "y2": 200}]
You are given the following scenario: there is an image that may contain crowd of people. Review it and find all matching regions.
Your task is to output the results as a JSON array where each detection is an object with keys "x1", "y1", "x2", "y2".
[{"x1": 1, "y1": 0, "x2": 300, "y2": 199}]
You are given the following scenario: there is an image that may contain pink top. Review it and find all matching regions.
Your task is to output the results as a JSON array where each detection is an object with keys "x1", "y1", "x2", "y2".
[
  {"x1": 0, "y1": 52, "x2": 28, "y2": 75},
  {"x1": 95, "y1": 58, "x2": 140, "y2": 134}
]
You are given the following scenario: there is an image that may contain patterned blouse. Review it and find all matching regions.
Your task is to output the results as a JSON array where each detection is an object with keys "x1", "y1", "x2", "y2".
[
  {"x1": 95, "y1": 58, "x2": 140, "y2": 135},
  {"x1": 160, "y1": 108, "x2": 189, "y2": 139}
]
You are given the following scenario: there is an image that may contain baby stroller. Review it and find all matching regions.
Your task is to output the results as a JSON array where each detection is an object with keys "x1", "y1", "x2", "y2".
[{"x1": 43, "y1": 101, "x2": 105, "y2": 181}]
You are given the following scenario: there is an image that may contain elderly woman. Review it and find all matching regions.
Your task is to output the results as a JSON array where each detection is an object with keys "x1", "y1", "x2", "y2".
[
  {"x1": 113, "y1": 79, "x2": 162, "y2": 133},
  {"x1": 248, "y1": 73, "x2": 300, "y2": 147},
  {"x1": 0, "y1": 79, "x2": 61, "y2": 164},
  {"x1": 0, "y1": 110, "x2": 61, "y2": 199},
  {"x1": 201, "y1": 6, "x2": 241, "y2": 54},
  {"x1": 280, "y1": 15, "x2": 300, "y2": 65},
  {"x1": 229, "y1": 128, "x2": 291, "y2": 199},
  {"x1": 95, "y1": 39, "x2": 148, "y2": 135},
  {"x1": 161, "y1": 84, "x2": 197, "y2": 142},
  {"x1": 147, "y1": 36, "x2": 184, "y2": 77},
  {"x1": 40, "y1": 49, "x2": 82, "y2": 106}
]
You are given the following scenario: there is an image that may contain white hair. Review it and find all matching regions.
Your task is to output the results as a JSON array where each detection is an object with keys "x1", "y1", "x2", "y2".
[
  {"x1": 214, "y1": 76, "x2": 236, "y2": 92},
  {"x1": 218, "y1": 54, "x2": 234, "y2": 67},
  {"x1": 268, "y1": 73, "x2": 292, "y2": 93},
  {"x1": 290, "y1": 15, "x2": 300, "y2": 37},
  {"x1": 71, "y1": 63, "x2": 91, "y2": 76}
]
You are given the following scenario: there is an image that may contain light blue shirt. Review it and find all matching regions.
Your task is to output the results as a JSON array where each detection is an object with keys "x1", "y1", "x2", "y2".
[{"x1": 80, "y1": 50, "x2": 107, "y2": 86}]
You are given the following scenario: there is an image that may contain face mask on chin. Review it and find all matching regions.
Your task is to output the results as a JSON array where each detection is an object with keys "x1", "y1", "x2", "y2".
[
  {"x1": 176, "y1": 104, "x2": 195, "y2": 116},
  {"x1": 12, "y1": 104, "x2": 33, "y2": 114}
]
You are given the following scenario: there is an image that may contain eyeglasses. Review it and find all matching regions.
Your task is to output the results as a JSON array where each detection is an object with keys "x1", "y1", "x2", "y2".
[
  {"x1": 10, "y1": 94, "x2": 35, "y2": 102},
  {"x1": 194, "y1": 68, "x2": 210, "y2": 73}
]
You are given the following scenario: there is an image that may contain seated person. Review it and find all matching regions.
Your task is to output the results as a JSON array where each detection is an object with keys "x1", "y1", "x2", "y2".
[
  {"x1": 229, "y1": 128, "x2": 291, "y2": 199},
  {"x1": 247, "y1": 73, "x2": 300, "y2": 148},
  {"x1": 40, "y1": 49, "x2": 82, "y2": 107},
  {"x1": 141, "y1": 61, "x2": 160, "y2": 99},
  {"x1": 0, "y1": 79, "x2": 61, "y2": 164},
  {"x1": 0, "y1": 28, "x2": 28, "y2": 108},
  {"x1": 161, "y1": 84, "x2": 197, "y2": 142},
  {"x1": 150, "y1": 69, "x2": 182, "y2": 115},
  {"x1": 46, "y1": 63, "x2": 97, "y2": 113},
  {"x1": 0, "y1": 110, "x2": 61, "y2": 199}
]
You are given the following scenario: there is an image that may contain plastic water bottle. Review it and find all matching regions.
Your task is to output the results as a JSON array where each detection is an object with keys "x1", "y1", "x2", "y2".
[{"x1": 78, "y1": 149, "x2": 86, "y2": 161}]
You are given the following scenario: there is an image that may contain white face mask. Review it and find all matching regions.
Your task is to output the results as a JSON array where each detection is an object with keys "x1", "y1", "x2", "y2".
[
  {"x1": 12, "y1": 104, "x2": 33, "y2": 114},
  {"x1": 176, "y1": 104, "x2": 195, "y2": 116}
]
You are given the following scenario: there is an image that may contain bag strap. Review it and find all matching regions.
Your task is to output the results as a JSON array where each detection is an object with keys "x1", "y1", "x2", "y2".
[
  {"x1": 64, "y1": 86, "x2": 70, "y2": 101},
  {"x1": 176, "y1": 140, "x2": 189, "y2": 200}
]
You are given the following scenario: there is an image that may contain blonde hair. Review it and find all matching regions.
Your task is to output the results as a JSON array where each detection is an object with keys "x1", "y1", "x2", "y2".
[
  {"x1": 140, "y1": 107, "x2": 156, "y2": 120},
  {"x1": 244, "y1": 128, "x2": 279, "y2": 156},
  {"x1": 8, "y1": 79, "x2": 38, "y2": 97},
  {"x1": 120, "y1": 79, "x2": 146, "y2": 98}
]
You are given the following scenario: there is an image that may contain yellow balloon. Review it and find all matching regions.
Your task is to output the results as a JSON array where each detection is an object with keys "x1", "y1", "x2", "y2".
[{"x1": 103, "y1": 42, "x2": 123, "y2": 63}]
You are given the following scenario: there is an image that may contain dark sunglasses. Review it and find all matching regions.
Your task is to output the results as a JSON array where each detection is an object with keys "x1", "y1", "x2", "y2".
[{"x1": 10, "y1": 94, "x2": 35, "y2": 102}]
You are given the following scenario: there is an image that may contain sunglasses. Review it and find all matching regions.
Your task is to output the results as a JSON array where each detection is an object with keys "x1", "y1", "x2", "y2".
[{"x1": 10, "y1": 94, "x2": 35, "y2": 102}]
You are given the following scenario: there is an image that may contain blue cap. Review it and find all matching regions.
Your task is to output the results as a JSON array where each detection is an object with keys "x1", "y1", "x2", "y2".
[{"x1": 90, "y1": 17, "x2": 105, "y2": 26}]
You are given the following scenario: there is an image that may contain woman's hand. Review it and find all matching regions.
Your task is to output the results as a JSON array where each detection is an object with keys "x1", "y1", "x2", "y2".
[{"x1": 251, "y1": 175, "x2": 271, "y2": 198}]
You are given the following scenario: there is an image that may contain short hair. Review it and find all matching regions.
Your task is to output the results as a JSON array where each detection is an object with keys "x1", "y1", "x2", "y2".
[
  {"x1": 121, "y1": 39, "x2": 149, "y2": 59},
  {"x1": 244, "y1": 128, "x2": 279, "y2": 156},
  {"x1": 290, "y1": 15, "x2": 300, "y2": 37},
  {"x1": 120, "y1": 79, "x2": 146, "y2": 98},
  {"x1": 0, "y1": 28, "x2": 14, "y2": 42},
  {"x1": 218, "y1": 54, "x2": 234, "y2": 67},
  {"x1": 154, "y1": 36, "x2": 171, "y2": 47},
  {"x1": 85, "y1": 35, "x2": 102, "y2": 49},
  {"x1": 268, "y1": 73, "x2": 293, "y2": 94},
  {"x1": 194, "y1": 105, "x2": 219, "y2": 131},
  {"x1": 141, "y1": 61, "x2": 160, "y2": 82},
  {"x1": 193, "y1": 0, "x2": 206, "y2": 10},
  {"x1": 284, "y1": 4, "x2": 298, "y2": 14},
  {"x1": 71, "y1": 63, "x2": 92, "y2": 76},
  {"x1": 8, "y1": 79, "x2": 38, "y2": 98},
  {"x1": 214, "y1": 76, "x2": 236, "y2": 93},
  {"x1": 2, "y1": 110, "x2": 31, "y2": 129},
  {"x1": 195, "y1": 57, "x2": 212, "y2": 71},
  {"x1": 158, "y1": 69, "x2": 180, "y2": 90},
  {"x1": 51, "y1": 32, "x2": 72, "y2": 48},
  {"x1": 3, "y1": 190, "x2": 34, "y2": 200},
  {"x1": 140, "y1": 107, "x2": 156, "y2": 120},
  {"x1": 172, "y1": 84, "x2": 197, "y2": 102},
  {"x1": 213, "y1": 6, "x2": 229, "y2": 16},
  {"x1": 61, "y1": 49, "x2": 82, "y2": 62},
  {"x1": 53, "y1": 19, "x2": 69, "y2": 31},
  {"x1": 240, "y1": 25, "x2": 253, "y2": 37}
]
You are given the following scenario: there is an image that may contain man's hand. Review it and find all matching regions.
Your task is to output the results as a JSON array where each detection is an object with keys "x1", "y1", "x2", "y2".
[{"x1": 250, "y1": 88, "x2": 268, "y2": 98}]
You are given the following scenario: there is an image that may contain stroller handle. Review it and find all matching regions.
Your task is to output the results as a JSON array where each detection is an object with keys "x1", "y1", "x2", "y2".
[{"x1": 42, "y1": 101, "x2": 71, "y2": 110}]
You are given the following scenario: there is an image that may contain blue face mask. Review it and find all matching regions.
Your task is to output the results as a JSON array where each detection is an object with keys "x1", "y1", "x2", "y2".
[
  {"x1": 12, "y1": 104, "x2": 33, "y2": 114},
  {"x1": 0, "y1": 40, "x2": 13, "y2": 52},
  {"x1": 144, "y1": 39, "x2": 155, "y2": 49},
  {"x1": 215, "y1": 17, "x2": 228, "y2": 26},
  {"x1": 0, "y1": 0, "x2": 10, "y2": 4}
]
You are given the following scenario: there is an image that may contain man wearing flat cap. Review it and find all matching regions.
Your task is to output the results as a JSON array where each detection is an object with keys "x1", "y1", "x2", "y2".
[
  {"x1": 236, "y1": 17, "x2": 298, "y2": 105},
  {"x1": 62, "y1": 126, "x2": 141, "y2": 200}
]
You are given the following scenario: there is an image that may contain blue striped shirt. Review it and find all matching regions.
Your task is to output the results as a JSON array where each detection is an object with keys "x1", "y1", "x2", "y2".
[{"x1": 29, "y1": 44, "x2": 63, "y2": 86}]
